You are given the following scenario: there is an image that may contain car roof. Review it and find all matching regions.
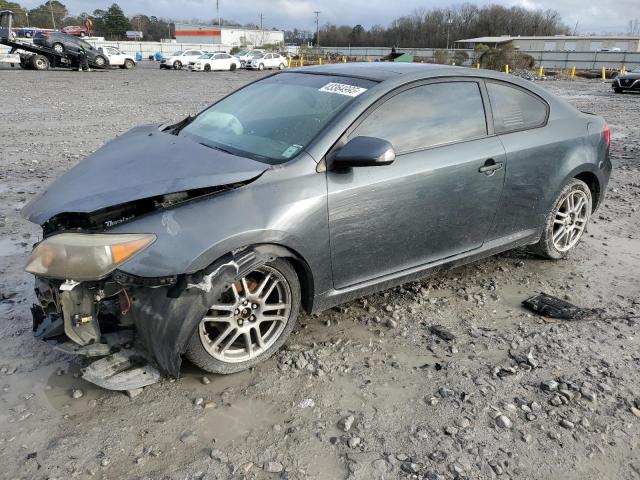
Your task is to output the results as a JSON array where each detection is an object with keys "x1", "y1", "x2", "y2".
[{"x1": 291, "y1": 62, "x2": 560, "y2": 101}]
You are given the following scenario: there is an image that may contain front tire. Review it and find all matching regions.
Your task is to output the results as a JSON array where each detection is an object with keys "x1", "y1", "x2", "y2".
[
  {"x1": 258, "y1": 63, "x2": 264, "y2": 71},
  {"x1": 613, "y1": 87, "x2": 623, "y2": 93},
  {"x1": 173, "y1": 60, "x2": 182, "y2": 70},
  {"x1": 204, "y1": 64, "x2": 211, "y2": 72},
  {"x1": 93, "y1": 55, "x2": 106, "y2": 68},
  {"x1": 185, "y1": 259, "x2": 300, "y2": 374},
  {"x1": 278, "y1": 63, "x2": 285, "y2": 70},
  {"x1": 532, "y1": 178, "x2": 592, "y2": 259},
  {"x1": 123, "y1": 59, "x2": 135, "y2": 69},
  {"x1": 30, "y1": 54, "x2": 49, "y2": 70}
]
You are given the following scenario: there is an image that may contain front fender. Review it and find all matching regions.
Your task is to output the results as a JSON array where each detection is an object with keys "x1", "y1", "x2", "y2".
[{"x1": 111, "y1": 154, "x2": 332, "y2": 294}]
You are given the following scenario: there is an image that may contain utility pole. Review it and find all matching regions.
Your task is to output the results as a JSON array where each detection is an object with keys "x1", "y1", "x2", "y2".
[
  {"x1": 48, "y1": 0, "x2": 56, "y2": 29},
  {"x1": 446, "y1": 17, "x2": 453, "y2": 50},
  {"x1": 216, "y1": 0, "x2": 221, "y2": 26},
  {"x1": 314, "y1": 11, "x2": 321, "y2": 51},
  {"x1": 259, "y1": 13, "x2": 264, "y2": 45}
]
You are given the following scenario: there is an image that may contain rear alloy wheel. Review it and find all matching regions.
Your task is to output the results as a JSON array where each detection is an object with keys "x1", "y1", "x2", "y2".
[
  {"x1": 123, "y1": 59, "x2": 134, "y2": 69},
  {"x1": 278, "y1": 63, "x2": 285, "y2": 70},
  {"x1": 258, "y1": 63, "x2": 264, "y2": 71},
  {"x1": 204, "y1": 64, "x2": 211, "y2": 72},
  {"x1": 185, "y1": 259, "x2": 300, "y2": 374},
  {"x1": 52, "y1": 42, "x2": 64, "y2": 54},
  {"x1": 173, "y1": 60, "x2": 182, "y2": 70},
  {"x1": 532, "y1": 178, "x2": 592, "y2": 259},
  {"x1": 93, "y1": 55, "x2": 106, "y2": 68}
]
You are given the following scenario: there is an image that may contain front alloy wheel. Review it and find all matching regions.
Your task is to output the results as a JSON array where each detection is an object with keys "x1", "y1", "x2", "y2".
[
  {"x1": 185, "y1": 259, "x2": 300, "y2": 374},
  {"x1": 533, "y1": 178, "x2": 592, "y2": 259}
]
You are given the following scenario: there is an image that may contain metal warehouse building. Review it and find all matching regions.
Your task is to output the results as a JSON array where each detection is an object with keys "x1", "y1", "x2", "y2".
[
  {"x1": 174, "y1": 24, "x2": 284, "y2": 47},
  {"x1": 456, "y1": 35, "x2": 640, "y2": 52}
]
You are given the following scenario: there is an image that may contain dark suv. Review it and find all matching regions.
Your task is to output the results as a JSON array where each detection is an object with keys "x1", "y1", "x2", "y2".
[
  {"x1": 613, "y1": 67, "x2": 640, "y2": 93},
  {"x1": 33, "y1": 31, "x2": 108, "y2": 68}
]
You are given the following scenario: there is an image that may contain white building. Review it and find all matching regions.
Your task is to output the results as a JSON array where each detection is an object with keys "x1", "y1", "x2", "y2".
[{"x1": 175, "y1": 24, "x2": 284, "y2": 47}]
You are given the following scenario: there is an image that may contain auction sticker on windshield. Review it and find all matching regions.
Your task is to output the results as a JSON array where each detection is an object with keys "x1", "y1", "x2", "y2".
[{"x1": 319, "y1": 82, "x2": 368, "y2": 97}]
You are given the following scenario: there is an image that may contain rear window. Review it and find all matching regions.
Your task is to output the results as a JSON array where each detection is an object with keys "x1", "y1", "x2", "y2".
[{"x1": 486, "y1": 82, "x2": 548, "y2": 133}]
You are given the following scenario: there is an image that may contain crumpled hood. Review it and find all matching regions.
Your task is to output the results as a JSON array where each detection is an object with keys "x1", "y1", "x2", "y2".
[{"x1": 22, "y1": 125, "x2": 269, "y2": 225}]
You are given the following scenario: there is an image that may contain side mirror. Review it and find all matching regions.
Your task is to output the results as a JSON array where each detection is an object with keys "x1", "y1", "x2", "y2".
[{"x1": 333, "y1": 136, "x2": 396, "y2": 168}]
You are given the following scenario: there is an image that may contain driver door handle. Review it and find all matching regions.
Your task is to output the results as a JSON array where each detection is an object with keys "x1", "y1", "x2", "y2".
[{"x1": 479, "y1": 158, "x2": 504, "y2": 176}]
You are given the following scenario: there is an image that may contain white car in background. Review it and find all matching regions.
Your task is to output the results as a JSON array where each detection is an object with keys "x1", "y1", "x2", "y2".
[
  {"x1": 97, "y1": 46, "x2": 136, "y2": 69},
  {"x1": 191, "y1": 52, "x2": 240, "y2": 72},
  {"x1": 245, "y1": 52, "x2": 287, "y2": 71},
  {"x1": 234, "y1": 49, "x2": 265, "y2": 67},
  {"x1": 160, "y1": 50, "x2": 207, "y2": 70}
]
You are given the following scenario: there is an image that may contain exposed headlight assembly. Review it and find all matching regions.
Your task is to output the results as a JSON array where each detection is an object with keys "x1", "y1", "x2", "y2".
[{"x1": 25, "y1": 233, "x2": 156, "y2": 281}]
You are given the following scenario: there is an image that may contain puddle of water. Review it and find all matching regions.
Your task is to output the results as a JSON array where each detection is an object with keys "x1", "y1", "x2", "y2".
[
  {"x1": 44, "y1": 363, "x2": 106, "y2": 414},
  {"x1": 194, "y1": 397, "x2": 285, "y2": 447}
]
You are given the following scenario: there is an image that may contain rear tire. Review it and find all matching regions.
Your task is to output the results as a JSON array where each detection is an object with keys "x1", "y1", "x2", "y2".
[
  {"x1": 258, "y1": 63, "x2": 264, "y2": 71},
  {"x1": 123, "y1": 59, "x2": 134, "y2": 69},
  {"x1": 30, "y1": 54, "x2": 50, "y2": 70},
  {"x1": 613, "y1": 87, "x2": 623, "y2": 93},
  {"x1": 185, "y1": 258, "x2": 300, "y2": 375},
  {"x1": 531, "y1": 178, "x2": 592, "y2": 259},
  {"x1": 173, "y1": 60, "x2": 182, "y2": 70},
  {"x1": 230, "y1": 63, "x2": 236, "y2": 71},
  {"x1": 52, "y1": 43, "x2": 64, "y2": 54},
  {"x1": 204, "y1": 64, "x2": 211, "y2": 72},
  {"x1": 278, "y1": 63, "x2": 285, "y2": 70}
]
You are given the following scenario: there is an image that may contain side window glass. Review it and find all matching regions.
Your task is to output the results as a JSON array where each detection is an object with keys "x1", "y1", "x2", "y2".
[
  {"x1": 352, "y1": 82, "x2": 487, "y2": 153},
  {"x1": 486, "y1": 82, "x2": 548, "y2": 133}
]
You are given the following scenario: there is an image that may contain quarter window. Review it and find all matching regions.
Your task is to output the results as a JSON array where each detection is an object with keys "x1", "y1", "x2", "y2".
[
  {"x1": 351, "y1": 82, "x2": 487, "y2": 153},
  {"x1": 486, "y1": 82, "x2": 548, "y2": 134}
]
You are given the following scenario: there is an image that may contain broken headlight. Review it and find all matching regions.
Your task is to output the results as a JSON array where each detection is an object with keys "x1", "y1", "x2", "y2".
[{"x1": 25, "y1": 233, "x2": 156, "y2": 281}]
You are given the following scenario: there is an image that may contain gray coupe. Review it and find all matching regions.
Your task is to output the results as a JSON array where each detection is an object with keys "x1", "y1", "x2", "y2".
[{"x1": 22, "y1": 63, "x2": 612, "y2": 388}]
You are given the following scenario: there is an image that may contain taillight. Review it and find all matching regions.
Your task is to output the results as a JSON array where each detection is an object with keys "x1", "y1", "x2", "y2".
[{"x1": 603, "y1": 124, "x2": 611, "y2": 147}]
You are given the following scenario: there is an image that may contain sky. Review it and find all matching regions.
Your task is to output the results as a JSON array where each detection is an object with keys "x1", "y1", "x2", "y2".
[{"x1": 19, "y1": 0, "x2": 639, "y2": 34}]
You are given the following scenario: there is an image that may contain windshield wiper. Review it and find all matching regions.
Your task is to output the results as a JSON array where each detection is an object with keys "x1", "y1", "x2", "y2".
[
  {"x1": 198, "y1": 142, "x2": 237, "y2": 156},
  {"x1": 164, "y1": 115, "x2": 194, "y2": 135}
]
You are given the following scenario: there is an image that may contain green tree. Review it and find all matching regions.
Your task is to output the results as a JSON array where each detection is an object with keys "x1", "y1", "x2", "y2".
[
  {"x1": 27, "y1": 1, "x2": 67, "y2": 29},
  {"x1": 102, "y1": 3, "x2": 130, "y2": 39},
  {"x1": 0, "y1": 0, "x2": 28, "y2": 26}
]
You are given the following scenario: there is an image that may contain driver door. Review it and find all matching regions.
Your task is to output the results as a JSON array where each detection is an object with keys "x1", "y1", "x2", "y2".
[{"x1": 327, "y1": 80, "x2": 506, "y2": 289}]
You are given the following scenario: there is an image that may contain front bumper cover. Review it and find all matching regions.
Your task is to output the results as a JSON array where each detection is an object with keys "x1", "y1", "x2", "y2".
[{"x1": 29, "y1": 247, "x2": 271, "y2": 388}]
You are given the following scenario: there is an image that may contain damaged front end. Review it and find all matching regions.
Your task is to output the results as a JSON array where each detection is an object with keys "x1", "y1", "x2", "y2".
[{"x1": 30, "y1": 247, "x2": 269, "y2": 390}]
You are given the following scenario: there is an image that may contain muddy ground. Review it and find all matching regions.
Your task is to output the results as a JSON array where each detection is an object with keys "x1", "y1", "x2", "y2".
[{"x1": 0, "y1": 64, "x2": 639, "y2": 480}]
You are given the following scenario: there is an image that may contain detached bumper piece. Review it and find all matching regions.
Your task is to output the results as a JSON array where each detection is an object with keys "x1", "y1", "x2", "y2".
[{"x1": 31, "y1": 278, "x2": 162, "y2": 390}]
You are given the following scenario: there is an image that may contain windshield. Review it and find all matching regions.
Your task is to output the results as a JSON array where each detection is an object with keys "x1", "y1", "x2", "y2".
[
  {"x1": 198, "y1": 54, "x2": 212, "y2": 59},
  {"x1": 179, "y1": 73, "x2": 376, "y2": 163},
  {"x1": 172, "y1": 51, "x2": 183, "y2": 57},
  {"x1": 236, "y1": 50, "x2": 249, "y2": 56},
  {"x1": 631, "y1": 68, "x2": 640, "y2": 73},
  {"x1": 250, "y1": 52, "x2": 264, "y2": 58}
]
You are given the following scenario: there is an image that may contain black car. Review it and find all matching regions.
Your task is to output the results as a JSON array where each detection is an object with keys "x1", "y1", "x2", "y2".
[
  {"x1": 33, "y1": 31, "x2": 108, "y2": 68},
  {"x1": 612, "y1": 67, "x2": 640, "y2": 93}
]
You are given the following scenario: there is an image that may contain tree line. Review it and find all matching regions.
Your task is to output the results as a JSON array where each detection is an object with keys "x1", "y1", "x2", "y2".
[
  {"x1": 313, "y1": 4, "x2": 570, "y2": 48},
  {"x1": 0, "y1": 0, "x2": 174, "y2": 40}
]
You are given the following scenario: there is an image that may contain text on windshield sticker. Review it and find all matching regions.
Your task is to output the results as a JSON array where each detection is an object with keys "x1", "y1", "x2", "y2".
[{"x1": 319, "y1": 82, "x2": 368, "y2": 97}]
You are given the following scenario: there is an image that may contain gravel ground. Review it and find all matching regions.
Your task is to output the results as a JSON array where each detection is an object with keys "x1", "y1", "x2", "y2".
[{"x1": 0, "y1": 64, "x2": 639, "y2": 480}]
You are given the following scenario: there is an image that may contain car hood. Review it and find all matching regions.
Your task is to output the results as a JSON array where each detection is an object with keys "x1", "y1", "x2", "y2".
[
  {"x1": 22, "y1": 124, "x2": 269, "y2": 225},
  {"x1": 619, "y1": 73, "x2": 640, "y2": 80}
]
